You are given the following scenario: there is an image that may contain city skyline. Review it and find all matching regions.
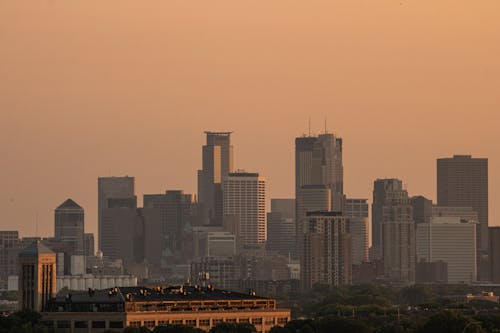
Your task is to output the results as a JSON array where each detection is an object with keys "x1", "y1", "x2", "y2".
[{"x1": 1, "y1": 1, "x2": 499, "y2": 239}]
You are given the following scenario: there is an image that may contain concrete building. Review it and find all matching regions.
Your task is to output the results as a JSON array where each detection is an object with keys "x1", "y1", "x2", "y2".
[
  {"x1": 84, "y1": 233, "x2": 95, "y2": 257},
  {"x1": 266, "y1": 199, "x2": 296, "y2": 257},
  {"x1": 197, "y1": 131, "x2": 234, "y2": 226},
  {"x1": 345, "y1": 198, "x2": 369, "y2": 264},
  {"x1": 437, "y1": 155, "x2": 488, "y2": 254},
  {"x1": 42, "y1": 285, "x2": 290, "y2": 333},
  {"x1": 415, "y1": 261, "x2": 448, "y2": 284},
  {"x1": 416, "y1": 216, "x2": 477, "y2": 284},
  {"x1": 196, "y1": 231, "x2": 236, "y2": 258},
  {"x1": 191, "y1": 256, "x2": 241, "y2": 291},
  {"x1": 55, "y1": 199, "x2": 85, "y2": 256},
  {"x1": 301, "y1": 212, "x2": 351, "y2": 289},
  {"x1": 18, "y1": 241, "x2": 56, "y2": 312},
  {"x1": 377, "y1": 179, "x2": 415, "y2": 284},
  {"x1": 97, "y1": 176, "x2": 135, "y2": 251},
  {"x1": 223, "y1": 172, "x2": 267, "y2": 247},
  {"x1": 0, "y1": 231, "x2": 20, "y2": 290}
]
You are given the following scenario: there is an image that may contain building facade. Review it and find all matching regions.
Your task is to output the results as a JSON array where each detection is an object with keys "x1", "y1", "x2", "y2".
[
  {"x1": 0, "y1": 231, "x2": 20, "y2": 290},
  {"x1": 223, "y1": 172, "x2": 267, "y2": 247},
  {"x1": 345, "y1": 198, "x2": 369, "y2": 265},
  {"x1": 266, "y1": 199, "x2": 296, "y2": 257},
  {"x1": 301, "y1": 212, "x2": 351, "y2": 289},
  {"x1": 55, "y1": 199, "x2": 85, "y2": 256}
]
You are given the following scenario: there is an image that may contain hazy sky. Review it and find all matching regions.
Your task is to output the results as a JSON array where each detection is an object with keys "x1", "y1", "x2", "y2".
[{"x1": 1, "y1": 0, "x2": 499, "y2": 239}]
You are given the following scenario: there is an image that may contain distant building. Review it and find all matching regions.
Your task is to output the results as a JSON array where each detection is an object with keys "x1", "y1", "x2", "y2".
[
  {"x1": 301, "y1": 212, "x2": 351, "y2": 289},
  {"x1": 489, "y1": 227, "x2": 500, "y2": 283},
  {"x1": 54, "y1": 199, "x2": 85, "y2": 256},
  {"x1": 411, "y1": 196, "x2": 433, "y2": 225},
  {"x1": 437, "y1": 155, "x2": 488, "y2": 254},
  {"x1": 415, "y1": 261, "x2": 448, "y2": 284},
  {"x1": 223, "y1": 172, "x2": 267, "y2": 247},
  {"x1": 377, "y1": 179, "x2": 415, "y2": 284},
  {"x1": 191, "y1": 256, "x2": 241, "y2": 291},
  {"x1": 197, "y1": 131, "x2": 234, "y2": 226},
  {"x1": 98, "y1": 176, "x2": 135, "y2": 251},
  {"x1": 42, "y1": 285, "x2": 290, "y2": 333},
  {"x1": 18, "y1": 241, "x2": 56, "y2": 312},
  {"x1": 84, "y1": 233, "x2": 95, "y2": 257},
  {"x1": 0, "y1": 231, "x2": 20, "y2": 290},
  {"x1": 345, "y1": 198, "x2": 369, "y2": 265},
  {"x1": 266, "y1": 199, "x2": 296, "y2": 257},
  {"x1": 416, "y1": 216, "x2": 477, "y2": 284},
  {"x1": 196, "y1": 231, "x2": 236, "y2": 258}
]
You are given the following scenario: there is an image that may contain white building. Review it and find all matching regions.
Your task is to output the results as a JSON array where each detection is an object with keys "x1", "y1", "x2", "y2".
[
  {"x1": 416, "y1": 216, "x2": 477, "y2": 284},
  {"x1": 223, "y1": 172, "x2": 267, "y2": 247}
]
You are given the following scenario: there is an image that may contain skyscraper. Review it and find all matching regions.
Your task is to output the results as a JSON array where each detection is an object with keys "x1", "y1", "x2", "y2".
[
  {"x1": 295, "y1": 133, "x2": 343, "y2": 253},
  {"x1": 98, "y1": 176, "x2": 135, "y2": 251},
  {"x1": 345, "y1": 198, "x2": 369, "y2": 265},
  {"x1": 197, "y1": 132, "x2": 233, "y2": 226},
  {"x1": 437, "y1": 155, "x2": 488, "y2": 253},
  {"x1": 376, "y1": 179, "x2": 415, "y2": 284},
  {"x1": 18, "y1": 241, "x2": 56, "y2": 312},
  {"x1": 489, "y1": 227, "x2": 500, "y2": 283},
  {"x1": 301, "y1": 212, "x2": 351, "y2": 289},
  {"x1": 54, "y1": 199, "x2": 85, "y2": 256},
  {"x1": 266, "y1": 199, "x2": 296, "y2": 256},
  {"x1": 0, "y1": 231, "x2": 19, "y2": 290},
  {"x1": 223, "y1": 172, "x2": 266, "y2": 247}
]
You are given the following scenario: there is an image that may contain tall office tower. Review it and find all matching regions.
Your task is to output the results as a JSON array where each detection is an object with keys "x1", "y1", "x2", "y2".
[
  {"x1": 197, "y1": 132, "x2": 234, "y2": 226},
  {"x1": 144, "y1": 191, "x2": 196, "y2": 253},
  {"x1": 416, "y1": 216, "x2": 477, "y2": 284},
  {"x1": 411, "y1": 196, "x2": 433, "y2": 225},
  {"x1": 223, "y1": 172, "x2": 266, "y2": 247},
  {"x1": 345, "y1": 198, "x2": 369, "y2": 265},
  {"x1": 54, "y1": 199, "x2": 85, "y2": 256},
  {"x1": 84, "y1": 233, "x2": 95, "y2": 257},
  {"x1": 100, "y1": 197, "x2": 138, "y2": 263},
  {"x1": 301, "y1": 212, "x2": 351, "y2": 289},
  {"x1": 372, "y1": 179, "x2": 405, "y2": 259},
  {"x1": 377, "y1": 179, "x2": 415, "y2": 284},
  {"x1": 266, "y1": 199, "x2": 296, "y2": 256},
  {"x1": 295, "y1": 133, "x2": 343, "y2": 246},
  {"x1": 98, "y1": 176, "x2": 135, "y2": 251},
  {"x1": 18, "y1": 241, "x2": 56, "y2": 312},
  {"x1": 489, "y1": 227, "x2": 500, "y2": 283},
  {"x1": 0, "y1": 231, "x2": 20, "y2": 290},
  {"x1": 437, "y1": 155, "x2": 488, "y2": 253}
]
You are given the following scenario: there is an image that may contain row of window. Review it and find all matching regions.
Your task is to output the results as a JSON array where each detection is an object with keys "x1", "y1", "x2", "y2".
[
  {"x1": 129, "y1": 317, "x2": 288, "y2": 328},
  {"x1": 54, "y1": 320, "x2": 124, "y2": 329}
]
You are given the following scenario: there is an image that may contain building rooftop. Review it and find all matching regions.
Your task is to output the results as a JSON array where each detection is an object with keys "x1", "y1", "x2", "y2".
[
  {"x1": 19, "y1": 241, "x2": 54, "y2": 258},
  {"x1": 56, "y1": 198, "x2": 82, "y2": 210}
]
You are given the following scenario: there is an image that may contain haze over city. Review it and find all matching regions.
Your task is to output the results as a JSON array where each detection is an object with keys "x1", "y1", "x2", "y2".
[{"x1": 1, "y1": 0, "x2": 499, "y2": 239}]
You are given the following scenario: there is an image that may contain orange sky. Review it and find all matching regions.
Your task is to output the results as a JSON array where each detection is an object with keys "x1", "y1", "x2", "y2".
[{"x1": 1, "y1": 0, "x2": 499, "y2": 238}]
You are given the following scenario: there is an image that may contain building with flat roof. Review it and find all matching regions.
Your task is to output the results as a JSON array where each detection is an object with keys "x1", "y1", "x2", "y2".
[
  {"x1": 345, "y1": 198, "x2": 369, "y2": 265},
  {"x1": 42, "y1": 285, "x2": 290, "y2": 333}
]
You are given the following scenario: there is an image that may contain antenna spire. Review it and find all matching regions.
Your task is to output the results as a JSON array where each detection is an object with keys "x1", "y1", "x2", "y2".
[
  {"x1": 308, "y1": 116, "x2": 311, "y2": 136},
  {"x1": 324, "y1": 116, "x2": 327, "y2": 134}
]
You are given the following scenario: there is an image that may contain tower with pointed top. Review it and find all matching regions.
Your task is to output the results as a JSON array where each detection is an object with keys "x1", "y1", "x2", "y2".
[
  {"x1": 55, "y1": 199, "x2": 85, "y2": 256},
  {"x1": 18, "y1": 241, "x2": 56, "y2": 312}
]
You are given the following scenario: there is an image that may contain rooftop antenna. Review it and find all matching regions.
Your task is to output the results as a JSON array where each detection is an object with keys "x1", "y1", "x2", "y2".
[
  {"x1": 324, "y1": 116, "x2": 327, "y2": 134},
  {"x1": 35, "y1": 211, "x2": 39, "y2": 238},
  {"x1": 308, "y1": 116, "x2": 311, "y2": 136}
]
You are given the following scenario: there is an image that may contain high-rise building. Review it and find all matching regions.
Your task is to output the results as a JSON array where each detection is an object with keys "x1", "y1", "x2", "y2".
[
  {"x1": 411, "y1": 196, "x2": 433, "y2": 225},
  {"x1": 266, "y1": 199, "x2": 296, "y2": 256},
  {"x1": 345, "y1": 198, "x2": 369, "y2": 265},
  {"x1": 98, "y1": 176, "x2": 135, "y2": 251},
  {"x1": 301, "y1": 212, "x2": 351, "y2": 289},
  {"x1": 197, "y1": 132, "x2": 233, "y2": 226},
  {"x1": 18, "y1": 241, "x2": 56, "y2": 312},
  {"x1": 223, "y1": 172, "x2": 266, "y2": 247},
  {"x1": 489, "y1": 227, "x2": 500, "y2": 283},
  {"x1": 437, "y1": 155, "x2": 488, "y2": 253},
  {"x1": 54, "y1": 199, "x2": 85, "y2": 256},
  {"x1": 84, "y1": 233, "x2": 95, "y2": 257},
  {"x1": 416, "y1": 216, "x2": 477, "y2": 284},
  {"x1": 295, "y1": 133, "x2": 343, "y2": 250},
  {"x1": 0, "y1": 231, "x2": 20, "y2": 290},
  {"x1": 376, "y1": 179, "x2": 415, "y2": 284}
]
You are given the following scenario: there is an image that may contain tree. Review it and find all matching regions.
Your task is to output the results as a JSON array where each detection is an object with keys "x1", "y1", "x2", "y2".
[
  {"x1": 153, "y1": 325, "x2": 204, "y2": 333},
  {"x1": 417, "y1": 311, "x2": 485, "y2": 333}
]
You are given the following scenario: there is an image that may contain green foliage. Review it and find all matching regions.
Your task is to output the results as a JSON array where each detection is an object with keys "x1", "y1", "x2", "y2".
[
  {"x1": 122, "y1": 327, "x2": 150, "y2": 333},
  {"x1": 417, "y1": 310, "x2": 485, "y2": 333},
  {"x1": 152, "y1": 324, "x2": 204, "y2": 333}
]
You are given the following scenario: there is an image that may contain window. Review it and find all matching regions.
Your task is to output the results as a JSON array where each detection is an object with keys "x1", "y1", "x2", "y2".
[
  {"x1": 239, "y1": 318, "x2": 250, "y2": 323},
  {"x1": 158, "y1": 320, "x2": 169, "y2": 325},
  {"x1": 144, "y1": 320, "x2": 155, "y2": 329},
  {"x1": 251, "y1": 318, "x2": 263, "y2": 325},
  {"x1": 171, "y1": 320, "x2": 183, "y2": 325},
  {"x1": 199, "y1": 319, "x2": 210, "y2": 327},
  {"x1": 129, "y1": 321, "x2": 141, "y2": 328},
  {"x1": 278, "y1": 318, "x2": 288, "y2": 325},
  {"x1": 56, "y1": 321, "x2": 71, "y2": 328},
  {"x1": 110, "y1": 321, "x2": 124, "y2": 329},
  {"x1": 74, "y1": 321, "x2": 88, "y2": 328},
  {"x1": 265, "y1": 318, "x2": 275, "y2": 325},
  {"x1": 92, "y1": 321, "x2": 106, "y2": 328},
  {"x1": 186, "y1": 319, "x2": 197, "y2": 326}
]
